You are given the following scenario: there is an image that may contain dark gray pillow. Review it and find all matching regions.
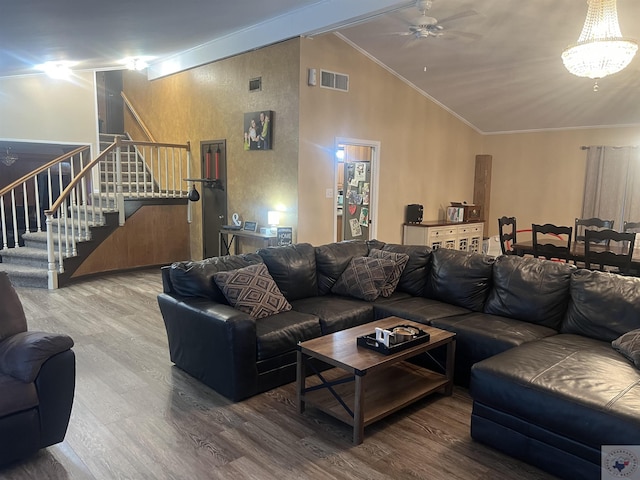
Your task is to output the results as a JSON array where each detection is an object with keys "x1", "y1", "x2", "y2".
[
  {"x1": 369, "y1": 249, "x2": 409, "y2": 297},
  {"x1": 315, "y1": 241, "x2": 370, "y2": 295},
  {"x1": 213, "y1": 263, "x2": 292, "y2": 319},
  {"x1": 331, "y1": 256, "x2": 395, "y2": 301},
  {"x1": 381, "y1": 244, "x2": 432, "y2": 296},
  {"x1": 0, "y1": 272, "x2": 27, "y2": 341},
  {"x1": 612, "y1": 329, "x2": 640, "y2": 369}
]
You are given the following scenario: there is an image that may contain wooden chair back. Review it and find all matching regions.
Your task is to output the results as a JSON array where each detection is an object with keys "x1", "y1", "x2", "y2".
[
  {"x1": 585, "y1": 229, "x2": 636, "y2": 275},
  {"x1": 623, "y1": 221, "x2": 640, "y2": 234},
  {"x1": 498, "y1": 216, "x2": 517, "y2": 255},
  {"x1": 574, "y1": 217, "x2": 614, "y2": 244},
  {"x1": 532, "y1": 223, "x2": 572, "y2": 262}
]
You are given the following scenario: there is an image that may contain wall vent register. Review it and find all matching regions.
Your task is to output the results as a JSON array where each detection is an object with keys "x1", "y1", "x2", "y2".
[{"x1": 320, "y1": 70, "x2": 349, "y2": 92}]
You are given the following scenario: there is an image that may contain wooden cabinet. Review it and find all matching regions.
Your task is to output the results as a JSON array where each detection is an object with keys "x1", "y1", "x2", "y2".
[{"x1": 403, "y1": 221, "x2": 484, "y2": 253}]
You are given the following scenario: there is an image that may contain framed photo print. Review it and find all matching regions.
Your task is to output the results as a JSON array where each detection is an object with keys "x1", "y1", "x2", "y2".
[{"x1": 244, "y1": 111, "x2": 273, "y2": 150}]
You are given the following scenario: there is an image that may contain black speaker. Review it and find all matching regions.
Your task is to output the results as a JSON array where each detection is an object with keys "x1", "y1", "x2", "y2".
[{"x1": 405, "y1": 204, "x2": 423, "y2": 224}]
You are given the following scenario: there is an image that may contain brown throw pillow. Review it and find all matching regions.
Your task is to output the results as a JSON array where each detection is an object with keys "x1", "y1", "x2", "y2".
[
  {"x1": 213, "y1": 263, "x2": 292, "y2": 319},
  {"x1": 369, "y1": 249, "x2": 410, "y2": 297},
  {"x1": 331, "y1": 256, "x2": 395, "y2": 302},
  {"x1": 0, "y1": 272, "x2": 28, "y2": 340},
  {"x1": 612, "y1": 329, "x2": 640, "y2": 369}
]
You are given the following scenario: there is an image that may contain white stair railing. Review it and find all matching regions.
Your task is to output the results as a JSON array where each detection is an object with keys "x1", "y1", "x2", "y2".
[{"x1": 43, "y1": 138, "x2": 190, "y2": 289}]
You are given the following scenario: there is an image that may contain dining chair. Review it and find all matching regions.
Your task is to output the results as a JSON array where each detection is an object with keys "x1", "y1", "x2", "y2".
[
  {"x1": 574, "y1": 217, "x2": 615, "y2": 244},
  {"x1": 623, "y1": 221, "x2": 640, "y2": 234},
  {"x1": 497, "y1": 216, "x2": 517, "y2": 255},
  {"x1": 584, "y1": 229, "x2": 636, "y2": 275},
  {"x1": 532, "y1": 223, "x2": 572, "y2": 263}
]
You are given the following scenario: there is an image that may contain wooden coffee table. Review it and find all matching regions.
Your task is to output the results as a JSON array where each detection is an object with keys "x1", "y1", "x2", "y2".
[{"x1": 296, "y1": 316, "x2": 456, "y2": 444}]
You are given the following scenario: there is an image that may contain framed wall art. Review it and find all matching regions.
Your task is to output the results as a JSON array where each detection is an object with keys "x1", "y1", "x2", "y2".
[{"x1": 243, "y1": 111, "x2": 273, "y2": 150}]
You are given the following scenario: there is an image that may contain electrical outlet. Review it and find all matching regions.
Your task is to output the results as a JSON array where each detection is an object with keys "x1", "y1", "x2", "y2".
[{"x1": 326, "y1": 188, "x2": 333, "y2": 198}]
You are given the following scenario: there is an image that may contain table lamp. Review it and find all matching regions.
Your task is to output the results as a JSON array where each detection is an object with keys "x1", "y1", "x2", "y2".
[{"x1": 266, "y1": 210, "x2": 280, "y2": 235}]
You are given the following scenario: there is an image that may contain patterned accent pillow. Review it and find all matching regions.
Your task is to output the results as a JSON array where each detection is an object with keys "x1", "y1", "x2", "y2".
[
  {"x1": 612, "y1": 329, "x2": 640, "y2": 369},
  {"x1": 213, "y1": 263, "x2": 292, "y2": 319},
  {"x1": 369, "y1": 248, "x2": 410, "y2": 297},
  {"x1": 331, "y1": 256, "x2": 396, "y2": 301}
]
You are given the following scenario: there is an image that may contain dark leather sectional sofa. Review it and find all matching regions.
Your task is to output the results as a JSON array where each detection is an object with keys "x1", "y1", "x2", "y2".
[{"x1": 157, "y1": 240, "x2": 640, "y2": 480}]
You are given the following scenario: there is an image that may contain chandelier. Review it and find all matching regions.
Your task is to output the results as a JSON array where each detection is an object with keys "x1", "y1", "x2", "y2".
[
  {"x1": 561, "y1": 0, "x2": 637, "y2": 90},
  {"x1": 2, "y1": 147, "x2": 17, "y2": 167}
]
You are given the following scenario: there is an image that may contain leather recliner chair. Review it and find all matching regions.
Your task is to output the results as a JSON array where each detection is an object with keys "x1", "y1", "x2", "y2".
[{"x1": 0, "y1": 272, "x2": 75, "y2": 466}]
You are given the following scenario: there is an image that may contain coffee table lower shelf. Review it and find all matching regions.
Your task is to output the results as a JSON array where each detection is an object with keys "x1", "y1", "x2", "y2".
[{"x1": 302, "y1": 362, "x2": 448, "y2": 429}]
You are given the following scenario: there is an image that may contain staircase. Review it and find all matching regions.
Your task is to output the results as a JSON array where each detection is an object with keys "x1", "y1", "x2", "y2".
[{"x1": 0, "y1": 134, "x2": 191, "y2": 288}]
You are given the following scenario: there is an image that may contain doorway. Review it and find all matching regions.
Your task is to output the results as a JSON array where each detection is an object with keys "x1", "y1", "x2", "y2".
[
  {"x1": 201, "y1": 139, "x2": 228, "y2": 258},
  {"x1": 334, "y1": 138, "x2": 379, "y2": 241}
]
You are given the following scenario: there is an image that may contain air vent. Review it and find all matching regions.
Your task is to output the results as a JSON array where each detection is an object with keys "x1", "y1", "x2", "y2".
[
  {"x1": 320, "y1": 69, "x2": 349, "y2": 92},
  {"x1": 249, "y1": 77, "x2": 262, "y2": 92}
]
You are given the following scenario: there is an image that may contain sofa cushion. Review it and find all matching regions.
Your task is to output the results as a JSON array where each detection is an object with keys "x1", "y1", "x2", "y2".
[
  {"x1": 315, "y1": 241, "x2": 370, "y2": 295},
  {"x1": 373, "y1": 297, "x2": 470, "y2": 325},
  {"x1": 331, "y1": 256, "x2": 395, "y2": 301},
  {"x1": 0, "y1": 374, "x2": 38, "y2": 417},
  {"x1": 369, "y1": 249, "x2": 409, "y2": 297},
  {"x1": 484, "y1": 255, "x2": 574, "y2": 330},
  {"x1": 561, "y1": 269, "x2": 640, "y2": 342},
  {"x1": 0, "y1": 272, "x2": 27, "y2": 341},
  {"x1": 432, "y1": 312, "x2": 558, "y2": 368},
  {"x1": 290, "y1": 295, "x2": 374, "y2": 335},
  {"x1": 381, "y1": 244, "x2": 432, "y2": 296},
  {"x1": 255, "y1": 310, "x2": 322, "y2": 361},
  {"x1": 426, "y1": 249, "x2": 494, "y2": 311},
  {"x1": 169, "y1": 253, "x2": 263, "y2": 303},
  {"x1": 213, "y1": 263, "x2": 292, "y2": 319},
  {"x1": 612, "y1": 329, "x2": 640, "y2": 369},
  {"x1": 257, "y1": 243, "x2": 318, "y2": 301}
]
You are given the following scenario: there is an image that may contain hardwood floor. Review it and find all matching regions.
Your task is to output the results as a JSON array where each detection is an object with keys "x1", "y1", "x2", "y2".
[{"x1": 1, "y1": 270, "x2": 558, "y2": 479}]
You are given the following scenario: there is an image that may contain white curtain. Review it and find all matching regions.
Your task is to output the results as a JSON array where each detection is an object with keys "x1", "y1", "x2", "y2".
[{"x1": 582, "y1": 146, "x2": 640, "y2": 229}]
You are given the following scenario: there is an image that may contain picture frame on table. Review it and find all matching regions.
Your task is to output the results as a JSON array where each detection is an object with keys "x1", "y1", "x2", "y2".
[{"x1": 243, "y1": 221, "x2": 258, "y2": 232}]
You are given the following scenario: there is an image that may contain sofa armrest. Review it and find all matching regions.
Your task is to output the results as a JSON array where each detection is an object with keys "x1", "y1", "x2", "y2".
[
  {"x1": 0, "y1": 331, "x2": 74, "y2": 383},
  {"x1": 157, "y1": 293, "x2": 258, "y2": 401}
]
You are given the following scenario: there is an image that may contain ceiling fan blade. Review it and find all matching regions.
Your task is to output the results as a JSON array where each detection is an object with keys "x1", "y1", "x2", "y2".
[
  {"x1": 447, "y1": 29, "x2": 482, "y2": 40},
  {"x1": 437, "y1": 10, "x2": 478, "y2": 25}
]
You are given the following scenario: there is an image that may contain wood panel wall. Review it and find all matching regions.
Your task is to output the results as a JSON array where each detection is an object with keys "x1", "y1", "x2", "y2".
[{"x1": 71, "y1": 204, "x2": 189, "y2": 278}]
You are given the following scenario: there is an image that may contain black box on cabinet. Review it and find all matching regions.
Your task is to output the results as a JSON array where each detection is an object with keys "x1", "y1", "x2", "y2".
[{"x1": 405, "y1": 204, "x2": 423, "y2": 224}]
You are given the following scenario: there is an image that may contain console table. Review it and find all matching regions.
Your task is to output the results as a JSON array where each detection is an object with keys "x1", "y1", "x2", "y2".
[
  {"x1": 219, "y1": 229, "x2": 276, "y2": 256},
  {"x1": 403, "y1": 221, "x2": 484, "y2": 253}
]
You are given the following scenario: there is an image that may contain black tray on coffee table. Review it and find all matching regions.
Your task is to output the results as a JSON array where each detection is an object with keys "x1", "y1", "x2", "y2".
[{"x1": 356, "y1": 324, "x2": 430, "y2": 355}]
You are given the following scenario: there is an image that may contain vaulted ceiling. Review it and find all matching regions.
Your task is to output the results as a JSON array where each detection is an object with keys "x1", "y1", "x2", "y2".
[{"x1": 2, "y1": 0, "x2": 640, "y2": 134}]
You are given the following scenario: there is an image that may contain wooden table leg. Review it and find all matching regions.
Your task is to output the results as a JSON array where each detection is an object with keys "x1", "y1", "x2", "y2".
[
  {"x1": 353, "y1": 373, "x2": 365, "y2": 445},
  {"x1": 444, "y1": 339, "x2": 456, "y2": 396},
  {"x1": 296, "y1": 349, "x2": 305, "y2": 414}
]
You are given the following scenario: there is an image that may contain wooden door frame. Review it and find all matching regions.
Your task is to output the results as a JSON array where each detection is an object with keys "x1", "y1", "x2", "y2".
[{"x1": 334, "y1": 137, "x2": 380, "y2": 241}]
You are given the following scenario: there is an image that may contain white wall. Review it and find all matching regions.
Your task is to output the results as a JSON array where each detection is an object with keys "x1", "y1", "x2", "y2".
[{"x1": 0, "y1": 71, "x2": 99, "y2": 155}]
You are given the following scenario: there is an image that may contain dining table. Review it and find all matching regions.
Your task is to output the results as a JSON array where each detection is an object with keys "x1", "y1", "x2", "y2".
[{"x1": 511, "y1": 239, "x2": 640, "y2": 270}]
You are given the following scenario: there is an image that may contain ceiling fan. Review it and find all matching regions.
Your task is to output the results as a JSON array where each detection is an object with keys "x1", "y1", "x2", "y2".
[{"x1": 393, "y1": 2, "x2": 480, "y2": 41}]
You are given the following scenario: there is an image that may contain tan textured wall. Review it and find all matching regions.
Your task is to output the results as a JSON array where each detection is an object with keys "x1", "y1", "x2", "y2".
[
  {"x1": 482, "y1": 126, "x2": 640, "y2": 238},
  {"x1": 299, "y1": 34, "x2": 484, "y2": 246},
  {"x1": 123, "y1": 40, "x2": 300, "y2": 258}
]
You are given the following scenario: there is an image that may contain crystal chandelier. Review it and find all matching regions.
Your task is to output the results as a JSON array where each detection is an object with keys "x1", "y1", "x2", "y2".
[
  {"x1": 561, "y1": 0, "x2": 637, "y2": 90},
  {"x1": 2, "y1": 147, "x2": 17, "y2": 167}
]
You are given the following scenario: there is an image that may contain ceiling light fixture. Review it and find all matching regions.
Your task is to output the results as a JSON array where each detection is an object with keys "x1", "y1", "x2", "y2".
[
  {"x1": 561, "y1": 0, "x2": 638, "y2": 91},
  {"x1": 121, "y1": 56, "x2": 155, "y2": 71},
  {"x1": 35, "y1": 61, "x2": 77, "y2": 79},
  {"x1": 2, "y1": 147, "x2": 18, "y2": 167}
]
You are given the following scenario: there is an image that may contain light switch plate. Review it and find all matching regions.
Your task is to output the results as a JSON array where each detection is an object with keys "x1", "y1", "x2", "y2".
[{"x1": 326, "y1": 188, "x2": 333, "y2": 198}]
